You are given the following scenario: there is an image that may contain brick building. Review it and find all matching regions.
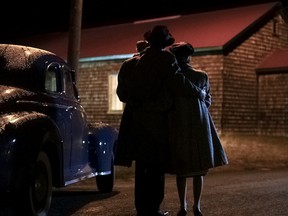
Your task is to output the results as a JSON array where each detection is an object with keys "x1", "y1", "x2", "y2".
[{"x1": 18, "y1": 2, "x2": 288, "y2": 136}]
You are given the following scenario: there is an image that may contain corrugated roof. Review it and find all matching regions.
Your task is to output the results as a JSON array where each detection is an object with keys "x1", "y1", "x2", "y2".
[{"x1": 17, "y1": 2, "x2": 280, "y2": 59}]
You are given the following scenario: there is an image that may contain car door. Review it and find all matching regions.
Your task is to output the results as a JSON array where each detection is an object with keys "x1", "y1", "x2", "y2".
[
  {"x1": 45, "y1": 63, "x2": 74, "y2": 179},
  {"x1": 62, "y1": 67, "x2": 90, "y2": 179}
]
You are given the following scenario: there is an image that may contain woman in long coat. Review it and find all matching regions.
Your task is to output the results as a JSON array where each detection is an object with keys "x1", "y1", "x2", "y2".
[{"x1": 168, "y1": 42, "x2": 229, "y2": 216}]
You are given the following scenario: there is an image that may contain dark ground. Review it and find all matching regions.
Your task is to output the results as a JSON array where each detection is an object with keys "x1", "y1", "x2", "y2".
[
  {"x1": 48, "y1": 133, "x2": 288, "y2": 216},
  {"x1": 49, "y1": 168, "x2": 288, "y2": 216}
]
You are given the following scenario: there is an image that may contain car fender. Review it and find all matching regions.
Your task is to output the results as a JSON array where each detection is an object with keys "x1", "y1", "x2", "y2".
[{"x1": 88, "y1": 122, "x2": 118, "y2": 174}]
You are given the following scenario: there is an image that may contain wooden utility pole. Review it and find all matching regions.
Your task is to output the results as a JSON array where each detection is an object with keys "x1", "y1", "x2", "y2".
[{"x1": 67, "y1": 0, "x2": 83, "y2": 83}]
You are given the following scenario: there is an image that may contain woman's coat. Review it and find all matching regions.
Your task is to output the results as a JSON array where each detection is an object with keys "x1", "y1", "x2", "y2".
[{"x1": 167, "y1": 63, "x2": 228, "y2": 175}]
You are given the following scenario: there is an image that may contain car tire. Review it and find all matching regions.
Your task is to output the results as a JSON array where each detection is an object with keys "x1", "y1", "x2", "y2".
[
  {"x1": 15, "y1": 151, "x2": 52, "y2": 216},
  {"x1": 96, "y1": 163, "x2": 114, "y2": 193}
]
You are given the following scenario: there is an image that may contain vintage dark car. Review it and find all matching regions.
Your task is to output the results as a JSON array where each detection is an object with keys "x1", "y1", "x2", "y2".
[{"x1": 0, "y1": 44, "x2": 118, "y2": 215}]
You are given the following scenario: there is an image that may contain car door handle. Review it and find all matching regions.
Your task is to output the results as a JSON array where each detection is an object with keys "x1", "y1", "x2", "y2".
[{"x1": 66, "y1": 106, "x2": 75, "y2": 111}]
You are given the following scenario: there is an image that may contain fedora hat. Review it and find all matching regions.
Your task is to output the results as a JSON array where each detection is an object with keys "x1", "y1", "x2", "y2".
[{"x1": 145, "y1": 25, "x2": 175, "y2": 48}]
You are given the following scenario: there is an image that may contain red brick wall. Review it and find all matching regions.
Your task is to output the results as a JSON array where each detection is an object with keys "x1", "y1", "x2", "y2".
[
  {"x1": 77, "y1": 60, "x2": 123, "y2": 129},
  {"x1": 77, "y1": 56, "x2": 225, "y2": 132}
]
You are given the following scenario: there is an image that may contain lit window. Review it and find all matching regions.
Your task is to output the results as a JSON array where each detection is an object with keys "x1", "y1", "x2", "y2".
[{"x1": 108, "y1": 74, "x2": 123, "y2": 113}]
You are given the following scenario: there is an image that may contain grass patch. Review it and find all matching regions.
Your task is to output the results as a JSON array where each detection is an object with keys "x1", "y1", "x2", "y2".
[
  {"x1": 115, "y1": 133, "x2": 288, "y2": 178},
  {"x1": 218, "y1": 133, "x2": 288, "y2": 171}
]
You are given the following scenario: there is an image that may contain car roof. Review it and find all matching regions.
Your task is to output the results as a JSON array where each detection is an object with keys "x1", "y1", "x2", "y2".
[{"x1": 0, "y1": 44, "x2": 67, "y2": 91}]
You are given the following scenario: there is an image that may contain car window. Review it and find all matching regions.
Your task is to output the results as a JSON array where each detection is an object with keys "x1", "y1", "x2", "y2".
[{"x1": 45, "y1": 63, "x2": 62, "y2": 93}]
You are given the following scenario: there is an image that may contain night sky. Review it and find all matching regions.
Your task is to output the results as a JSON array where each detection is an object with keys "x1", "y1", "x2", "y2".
[{"x1": 0, "y1": 0, "x2": 286, "y2": 41}]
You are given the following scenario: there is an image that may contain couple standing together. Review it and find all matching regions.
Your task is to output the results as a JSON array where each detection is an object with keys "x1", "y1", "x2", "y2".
[{"x1": 115, "y1": 25, "x2": 228, "y2": 216}]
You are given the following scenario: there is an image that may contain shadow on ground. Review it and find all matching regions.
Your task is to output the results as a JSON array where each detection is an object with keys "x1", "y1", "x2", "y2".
[{"x1": 50, "y1": 190, "x2": 120, "y2": 216}]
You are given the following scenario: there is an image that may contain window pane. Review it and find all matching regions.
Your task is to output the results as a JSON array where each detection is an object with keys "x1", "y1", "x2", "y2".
[
  {"x1": 45, "y1": 70, "x2": 57, "y2": 92},
  {"x1": 45, "y1": 63, "x2": 62, "y2": 93},
  {"x1": 108, "y1": 74, "x2": 123, "y2": 112}
]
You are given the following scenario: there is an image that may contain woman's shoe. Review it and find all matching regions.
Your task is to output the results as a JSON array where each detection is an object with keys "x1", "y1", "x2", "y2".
[
  {"x1": 193, "y1": 206, "x2": 203, "y2": 216},
  {"x1": 193, "y1": 207, "x2": 203, "y2": 216},
  {"x1": 177, "y1": 208, "x2": 187, "y2": 216}
]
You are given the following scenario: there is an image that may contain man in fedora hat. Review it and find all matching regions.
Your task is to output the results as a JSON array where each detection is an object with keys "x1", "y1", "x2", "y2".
[
  {"x1": 116, "y1": 25, "x2": 177, "y2": 216},
  {"x1": 130, "y1": 25, "x2": 177, "y2": 216}
]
